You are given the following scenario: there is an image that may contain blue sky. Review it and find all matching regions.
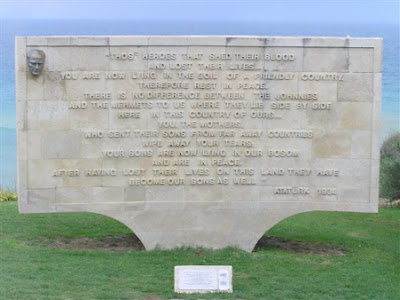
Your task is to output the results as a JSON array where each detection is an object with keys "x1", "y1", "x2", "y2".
[{"x1": 1, "y1": 0, "x2": 399, "y2": 24}]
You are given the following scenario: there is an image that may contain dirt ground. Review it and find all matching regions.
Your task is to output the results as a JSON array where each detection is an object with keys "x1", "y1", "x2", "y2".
[
  {"x1": 254, "y1": 236, "x2": 346, "y2": 256},
  {"x1": 45, "y1": 235, "x2": 145, "y2": 252},
  {"x1": 32, "y1": 235, "x2": 346, "y2": 256}
]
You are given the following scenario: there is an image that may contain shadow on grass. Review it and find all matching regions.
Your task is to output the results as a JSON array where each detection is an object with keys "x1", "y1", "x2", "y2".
[
  {"x1": 28, "y1": 235, "x2": 145, "y2": 252},
  {"x1": 27, "y1": 234, "x2": 346, "y2": 256},
  {"x1": 254, "y1": 236, "x2": 346, "y2": 256}
]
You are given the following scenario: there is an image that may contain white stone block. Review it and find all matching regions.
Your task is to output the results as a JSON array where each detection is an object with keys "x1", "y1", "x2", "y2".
[
  {"x1": 109, "y1": 36, "x2": 148, "y2": 46},
  {"x1": 41, "y1": 131, "x2": 81, "y2": 159},
  {"x1": 47, "y1": 37, "x2": 71, "y2": 46},
  {"x1": 70, "y1": 36, "x2": 109, "y2": 46},
  {"x1": 27, "y1": 36, "x2": 48, "y2": 46},
  {"x1": 28, "y1": 188, "x2": 55, "y2": 205},
  {"x1": 56, "y1": 187, "x2": 93, "y2": 204},
  {"x1": 93, "y1": 187, "x2": 124, "y2": 202},
  {"x1": 303, "y1": 37, "x2": 348, "y2": 47},
  {"x1": 303, "y1": 47, "x2": 349, "y2": 72},
  {"x1": 338, "y1": 73, "x2": 374, "y2": 102},
  {"x1": 339, "y1": 102, "x2": 372, "y2": 130},
  {"x1": 27, "y1": 101, "x2": 69, "y2": 130},
  {"x1": 349, "y1": 48, "x2": 374, "y2": 73}
]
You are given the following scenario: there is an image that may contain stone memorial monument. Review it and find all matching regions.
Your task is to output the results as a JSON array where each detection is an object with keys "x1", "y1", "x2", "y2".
[{"x1": 16, "y1": 36, "x2": 382, "y2": 252}]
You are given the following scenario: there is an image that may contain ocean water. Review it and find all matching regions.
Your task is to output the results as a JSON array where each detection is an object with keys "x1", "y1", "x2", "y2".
[{"x1": 0, "y1": 20, "x2": 399, "y2": 189}]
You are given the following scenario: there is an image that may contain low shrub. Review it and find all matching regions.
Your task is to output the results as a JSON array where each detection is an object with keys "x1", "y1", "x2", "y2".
[
  {"x1": 381, "y1": 131, "x2": 400, "y2": 159},
  {"x1": 380, "y1": 131, "x2": 400, "y2": 202},
  {"x1": 380, "y1": 158, "x2": 400, "y2": 201},
  {"x1": 0, "y1": 189, "x2": 18, "y2": 202}
]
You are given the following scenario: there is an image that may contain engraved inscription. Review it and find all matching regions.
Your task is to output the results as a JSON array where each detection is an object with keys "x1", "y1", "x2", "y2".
[{"x1": 62, "y1": 47, "x2": 345, "y2": 192}]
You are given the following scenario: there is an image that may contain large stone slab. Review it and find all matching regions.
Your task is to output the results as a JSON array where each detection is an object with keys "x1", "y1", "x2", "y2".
[{"x1": 16, "y1": 36, "x2": 382, "y2": 252}]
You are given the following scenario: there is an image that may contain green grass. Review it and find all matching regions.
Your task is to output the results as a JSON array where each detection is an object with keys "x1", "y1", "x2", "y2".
[{"x1": 0, "y1": 202, "x2": 399, "y2": 299}]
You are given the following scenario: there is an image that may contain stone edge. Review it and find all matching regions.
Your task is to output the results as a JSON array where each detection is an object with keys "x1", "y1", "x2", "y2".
[
  {"x1": 370, "y1": 38, "x2": 383, "y2": 211},
  {"x1": 15, "y1": 37, "x2": 29, "y2": 213},
  {"x1": 25, "y1": 35, "x2": 383, "y2": 48}
]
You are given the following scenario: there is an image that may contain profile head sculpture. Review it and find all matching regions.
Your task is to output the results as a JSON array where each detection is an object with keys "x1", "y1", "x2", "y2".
[{"x1": 27, "y1": 49, "x2": 45, "y2": 75}]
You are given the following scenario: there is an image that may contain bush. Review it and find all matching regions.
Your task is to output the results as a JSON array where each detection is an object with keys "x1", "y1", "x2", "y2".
[
  {"x1": 380, "y1": 158, "x2": 400, "y2": 201},
  {"x1": 0, "y1": 189, "x2": 18, "y2": 202},
  {"x1": 381, "y1": 131, "x2": 400, "y2": 159},
  {"x1": 380, "y1": 131, "x2": 400, "y2": 202}
]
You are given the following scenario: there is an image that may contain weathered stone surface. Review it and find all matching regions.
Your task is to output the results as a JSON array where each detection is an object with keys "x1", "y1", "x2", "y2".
[
  {"x1": 349, "y1": 48, "x2": 374, "y2": 73},
  {"x1": 16, "y1": 36, "x2": 382, "y2": 252},
  {"x1": 41, "y1": 131, "x2": 81, "y2": 159},
  {"x1": 338, "y1": 73, "x2": 374, "y2": 102},
  {"x1": 303, "y1": 47, "x2": 349, "y2": 72}
]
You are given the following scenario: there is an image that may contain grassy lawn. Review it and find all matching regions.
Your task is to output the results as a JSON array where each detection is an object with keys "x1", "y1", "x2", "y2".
[{"x1": 0, "y1": 202, "x2": 399, "y2": 299}]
